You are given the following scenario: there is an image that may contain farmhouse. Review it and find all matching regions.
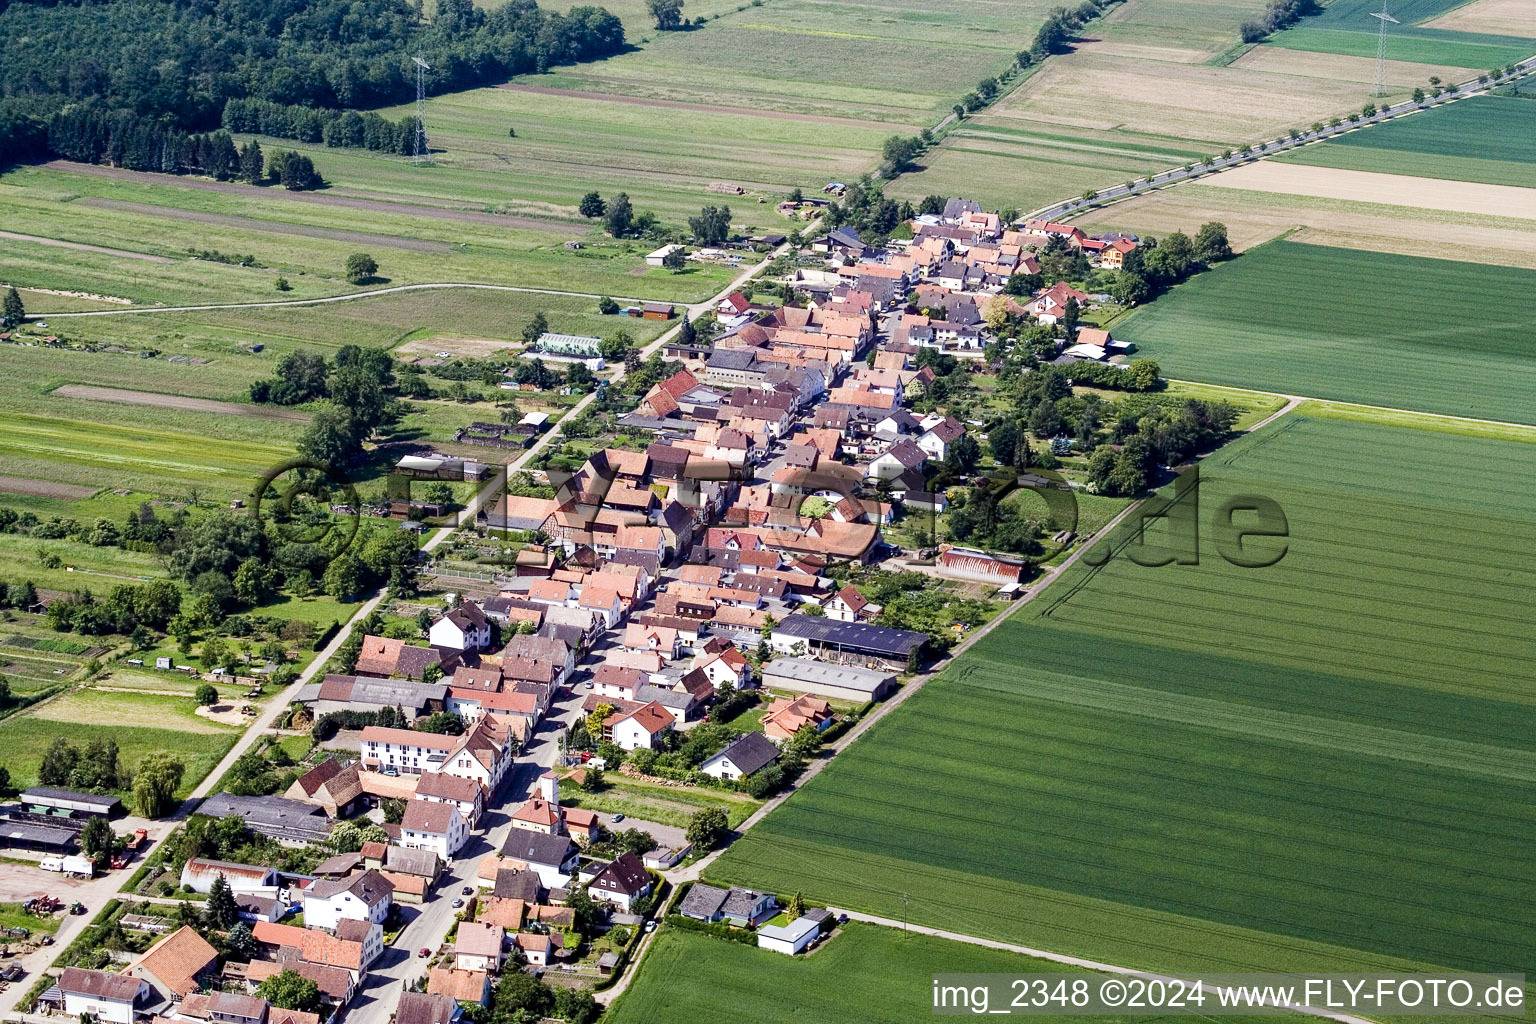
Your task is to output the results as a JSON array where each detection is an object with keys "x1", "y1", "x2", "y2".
[
  {"x1": 298, "y1": 675, "x2": 449, "y2": 721},
  {"x1": 760, "y1": 657, "x2": 897, "y2": 702},
  {"x1": 124, "y1": 925, "x2": 219, "y2": 1002},
  {"x1": 700, "y1": 732, "x2": 779, "y2": 781},
  {"x1": 56, "y1": 968, "x2": 151, "y2": 1024}
]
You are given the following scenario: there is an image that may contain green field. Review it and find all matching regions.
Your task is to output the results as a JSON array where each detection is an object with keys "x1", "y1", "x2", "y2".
[
  {"x1": 607, "y1": 922, "x2": 1153, "y2": 1024},
  {"x1": 1114, "y1": 240, "x2": 1536, "y2": 422},
  {"x1": 0, "y1": 687, "x2": 242, "y2": 799},
  {"x1": 1265, "y1": 27, "x2": 1535, "y2": 69},
  {"x1": 560, "y1": 773, "x2": 761, "y2": 829},
  {"x1": 0, "y1": 164, "x2": 735, "y2": 308},
  {"x1": 1278, "y1": 92, "x2": 1536, "y2": 188},
  {"x1": 711, "y1": 415, "x2": 1536, "y2": 979},
  {"x1": 0, "y1": 286, "x2": 668, "y2": 505}
]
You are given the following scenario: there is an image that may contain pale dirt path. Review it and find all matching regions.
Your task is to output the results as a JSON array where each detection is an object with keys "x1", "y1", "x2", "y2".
[
  {"x1": 0, "y1": 229, "x2": 174, "y2": 263},
  {"x1": 1167, "y1": 380, "x2": 1536, "y2": 435},
  {"x1": 31, "y1": 281, "x2": 649, "y2": 318},
  {"x1": 838, "y1": 911, "x2": 1379, "y2": 1024},
  {"x1": 53, "y1": 385, "x2": 312, "y2": 421}
]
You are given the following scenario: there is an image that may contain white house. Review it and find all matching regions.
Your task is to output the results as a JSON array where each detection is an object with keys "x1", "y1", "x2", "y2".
[
  {"x1": 577, "y1": 584, "x2": 625, "y2": 629},
  {"x1": 453, "y1": 921, "x2": 505, "y2": 974},
  {"x1": 401, "y1": 799, "x2": 470, "y2": 860},
  {"x1": 430, "y1": 603, "x2": 492, "y2": 651},
  {"x1": 608, "y1": 701, "x2": 674, "y2": 751},
  {"x1": 694, "y1": 647, "x2": 752, "y2": 689},
  {"x1": 414, "y1": 772, "x2": 486, "y2": 830},
  {"x1": 700, "y1": 732, "x2": 779, "y2": 782},
  {"x1": 824, "y1": 585, "x2": 871, "y2": 623},
  {"x1": 58, "y1": 968, "x2": 149, "y2": 1024},
  {"x1": 501, "y1": 831, "x2": 580, "y2": 890},
  {"x1": 757, "y1": 916, "x2": 819, "y2": 955},
  {"x1": 587, "y1": 852, "x2": 652, "y2": 913},
  {"x1": 360, "y1": 726, "x2": 459, "y2": 776},
  {"x1": 302, "y1": 869, "x2": 394, "y2": 931},
  {"x1": 865, "y1": 438, "x2": 926, "y2": 481}
]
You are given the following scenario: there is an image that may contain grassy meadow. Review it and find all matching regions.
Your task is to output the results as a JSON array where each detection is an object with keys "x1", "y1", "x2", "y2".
[
  {"x1": 1113, "y1": 240, "x2": 1536, "y2": 422},
  {"x1": 606, "y1": 922, "x2": 1155, "y2": 1024},
  {"x1": 1278, "y1": 91, "x2": 1536, "y2": 188},
  {"x1": 0, "y1": 163, "x2": 736, "y2": 308},
  {"x1": 711, "y1": 415, "x2": 1536, "y2": 980},
  {"x1": 0, "y1": 286, "x2": 665, "y2": 506},
  {"x1": 0, "y1": 686, "x2": 242, "y2": 799}
]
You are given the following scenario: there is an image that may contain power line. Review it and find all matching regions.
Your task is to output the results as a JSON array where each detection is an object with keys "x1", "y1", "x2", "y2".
[
  {"x1": 411, "y1": 55, "x2": 431, "y2": 165},
  {"x1": 1369, "y1": 1, "x2": 1399, "y2": 99}
]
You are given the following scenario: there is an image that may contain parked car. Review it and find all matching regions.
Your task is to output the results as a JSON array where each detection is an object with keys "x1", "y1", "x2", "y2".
[
  {"x1": 644, "y1": 920, "x2": 657, "y2": 933},
  {"x1": 451, "y1": 898, "x2": 464, "y2": 908},
  {"x1": 612, "y1": 813, "x2": 625, "y2": 822},
  {"x1": 461, "y1": 886, "x2": 473, "y2": 896},
  {"x1": 417, "y1": 947, "x2": 431, "y2": 958}
]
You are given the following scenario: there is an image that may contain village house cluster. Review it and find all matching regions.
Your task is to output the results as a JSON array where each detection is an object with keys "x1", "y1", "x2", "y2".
[{"x1": 13, "y1": 198, "x2": 1145, "y2": 1023}]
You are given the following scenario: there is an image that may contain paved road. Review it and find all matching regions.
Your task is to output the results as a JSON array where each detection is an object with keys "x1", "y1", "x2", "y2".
[{"x1": 1023, "y1": 57, "x2": 1536, "y2": 224}]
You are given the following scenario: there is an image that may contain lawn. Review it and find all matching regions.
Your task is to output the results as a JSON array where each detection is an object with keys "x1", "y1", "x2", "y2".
[
  {"x1": 607, "y1": 922, "x2": 1148, "y2": 1024},
  {"x1": 0, "y1": 687, "x2": 242, "y2": 798},
  {"x1": 0, "y1": 903, "x2": 61, "y2": 937},
  {"x1": 1278, "y1": 91, "x2": 1536, "y2": 188},
  {"x1": 1113, "y1": 240, "x2": 1536, "y2": 422},
  {"x1": 711, "y1": 415, "x2": 1536, "y2": 980},
  {"x1": 560, "y1": 773, "x2": 761, "y2": 829}
]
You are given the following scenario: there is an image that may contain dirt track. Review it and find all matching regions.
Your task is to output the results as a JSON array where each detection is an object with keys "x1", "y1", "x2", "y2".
[
  {"x1": 1202, "y1": 161, "x2": 1536, "y2": 221},
  {"x1": 45, "y1": 161, "x2": 582, "y2": 234},
  {"x1": 81, "y1": 198, "x2": 453, "y2": 252},
  {"x1": 0, "y1": 228, "x2": 173, "y2": 263},
  {"x1": 0, "y1": 475, "x2": 97, "y2": 500},
  {"x1": 53, "y1": 384, "x2": 312, "y2": 421},
  {"x1": 498, "y1": 82, "x2": 916, "y2": 130}
]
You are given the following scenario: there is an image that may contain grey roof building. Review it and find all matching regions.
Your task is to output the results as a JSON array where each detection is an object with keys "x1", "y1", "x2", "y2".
[
  {"x1": 701, "y1": 732, "x2": 780, "y2": 779},
  {"x1": 770, "y1": 614, "x2": 926, "y2": 668},
  {"x1": 760, "y1": 657, "x2": 898, "y2": 702},
  {"x1": 676, "y1": 882, "x2": 730, "y2": 921},
  {"x1": 195, "y1": 794, "x2": 331, "y2": 845}
]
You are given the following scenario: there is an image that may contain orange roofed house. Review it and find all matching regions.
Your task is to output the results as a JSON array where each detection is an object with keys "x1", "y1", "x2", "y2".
[{"x1": 762, "y1": 695, "x2": 834, "y2": 744}]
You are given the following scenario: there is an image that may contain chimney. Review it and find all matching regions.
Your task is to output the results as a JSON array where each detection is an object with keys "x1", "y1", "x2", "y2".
[{"x1": 537, "y1": 771, "x2": 558, "y2": 804}]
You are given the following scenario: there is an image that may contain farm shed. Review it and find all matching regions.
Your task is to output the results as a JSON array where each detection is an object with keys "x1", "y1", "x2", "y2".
[
  {"x1": 0, "y1": 820, "x2": 78, "y2": 852},
  {"x1": 757, "y1": 916, "x2": 819, "y2": 955},
  {"x1": 769, "y1": 615, "x2": 927, "y2": 670},
  {"x1": 936, "y1": 546, "x2": 1026, "y2": 585},
  {"x1": 535, "y1": 332, "x2": 603, "y2": 357},
  {"x1": 760, "y1": 657, "x2": 896, "y2": 702},
  {"x1": 20, "y1": 787, "x2": 120, "y2": 817},
  {"x1": 645, "y1": 244, "x2": 684, "y2": 267}
]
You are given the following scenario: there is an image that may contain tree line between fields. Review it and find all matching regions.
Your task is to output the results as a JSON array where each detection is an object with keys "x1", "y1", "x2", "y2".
[{"x1": 0, "y1": 0, "x2": 626, "y2": 168}]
